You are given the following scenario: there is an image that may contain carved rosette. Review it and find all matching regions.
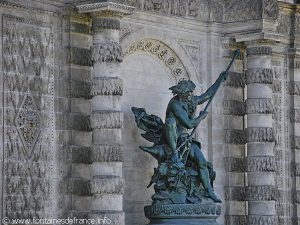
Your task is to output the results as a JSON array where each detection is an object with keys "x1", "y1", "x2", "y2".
[{"x1": 124, "y1": 39, "x2": 188, "y2": 81}]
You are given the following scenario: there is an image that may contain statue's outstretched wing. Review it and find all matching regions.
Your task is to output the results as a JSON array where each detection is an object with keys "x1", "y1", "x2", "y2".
[{"x1": 131, "y1": 107, "x2": 164, "y2": 144}]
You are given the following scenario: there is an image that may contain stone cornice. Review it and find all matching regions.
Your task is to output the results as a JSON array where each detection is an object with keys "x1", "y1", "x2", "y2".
[{"x1": 77, "y1": 2, "x2": 135, "y2": 16}]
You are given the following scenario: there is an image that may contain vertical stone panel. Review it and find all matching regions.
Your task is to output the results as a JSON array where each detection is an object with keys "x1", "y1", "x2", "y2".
[
  {"x1": 223, "y1": 46, "x2": 247, "y2": 225},
  {"x1": 2, "y1": 14, "x2": 56, "y2": 219},
  {"x1": 245, "y1": 42, "x2": 277, "y2": 224}
]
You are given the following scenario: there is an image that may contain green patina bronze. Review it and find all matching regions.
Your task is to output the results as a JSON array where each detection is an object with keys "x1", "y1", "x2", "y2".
[{"x1": 132, "y1": 49, "x2": 240, "y2": 225}]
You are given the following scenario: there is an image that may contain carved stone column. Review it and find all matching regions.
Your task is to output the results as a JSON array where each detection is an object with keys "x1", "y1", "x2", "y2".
[
  {"x1": 245, "y1": 42, "x2": 277, "y2": 225},
  {"x1": 222, "y1": 45, "x2": 247, "y2": 225},
  {"x1": 76, "y1": 2, "x2": 134, "y2": 224}
]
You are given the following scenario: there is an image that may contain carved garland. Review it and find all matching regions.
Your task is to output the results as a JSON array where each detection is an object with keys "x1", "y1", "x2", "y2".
[{"x1": 124, "y1": 39, "x2": 188, "y2": 81}]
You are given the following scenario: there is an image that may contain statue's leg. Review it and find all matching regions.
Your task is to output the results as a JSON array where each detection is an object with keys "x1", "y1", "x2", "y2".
[
  {"x1": 165, "y1": 117, "x2": 178, "y2": 159},
  {"x1": 189, "y1": 144, "x2": 221, "y2": 203}
]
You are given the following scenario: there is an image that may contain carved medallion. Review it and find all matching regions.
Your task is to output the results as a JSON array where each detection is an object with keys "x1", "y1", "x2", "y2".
[{"x1": 15, "y1": 95, "x2": 41, "y2": 159}]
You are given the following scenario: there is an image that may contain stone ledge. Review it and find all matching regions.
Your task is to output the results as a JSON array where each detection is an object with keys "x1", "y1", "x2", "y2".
[
  {"x1": 90, "y1": 77, "x2": 123, "y2": 97},
  {"x1": 90, "y1": 110, "x2": 123, "y2": 129},
  {"x1": 246, "y1": 98, "x2": 273, "y2": 114},
  {"x1": 245, "y1": 68, "x2": 273, "y2": 85}
]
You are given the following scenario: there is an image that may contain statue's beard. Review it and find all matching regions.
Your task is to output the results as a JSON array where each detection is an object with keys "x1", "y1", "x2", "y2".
[{"x1": 180, "y1": 97, "x2": 196, "y2": 117}]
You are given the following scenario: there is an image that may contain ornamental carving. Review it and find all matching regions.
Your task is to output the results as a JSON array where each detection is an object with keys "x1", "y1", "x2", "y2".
[
  {"x1": 15, "y1": 95, "x2": 41, "y2": 159},
  {"x1": 124, "y1": 39, "x2": 188, "y2": 81}
]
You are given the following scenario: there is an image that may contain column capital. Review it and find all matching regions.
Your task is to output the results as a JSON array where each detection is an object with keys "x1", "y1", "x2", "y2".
[{"x1": 76, "y1": 1, "x2": 135, "y2": 18}]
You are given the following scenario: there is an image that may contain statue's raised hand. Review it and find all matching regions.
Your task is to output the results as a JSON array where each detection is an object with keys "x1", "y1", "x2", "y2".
[{"x1": 199, "y1": 110, "x2": 208, "y2": 120}]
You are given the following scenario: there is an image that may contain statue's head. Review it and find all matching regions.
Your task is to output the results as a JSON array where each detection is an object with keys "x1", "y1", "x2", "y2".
[{"x1": 169, "y1": 79, "x2": 196, "y2": 94}]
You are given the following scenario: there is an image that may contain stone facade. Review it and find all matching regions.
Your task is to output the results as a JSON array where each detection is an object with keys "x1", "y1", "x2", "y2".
[{"x1": 0, "y1": 0, "x2": 300, "y2": 225}]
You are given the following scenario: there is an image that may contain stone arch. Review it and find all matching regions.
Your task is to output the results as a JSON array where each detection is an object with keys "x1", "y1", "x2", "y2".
[{"x1": 124, "y1": 38, "x2": 190, "y2": 83}]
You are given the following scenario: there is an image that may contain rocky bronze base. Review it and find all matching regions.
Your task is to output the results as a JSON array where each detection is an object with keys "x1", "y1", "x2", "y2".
[{"x1": 145, "y1": 203, "x2": 222, "y2": 225}]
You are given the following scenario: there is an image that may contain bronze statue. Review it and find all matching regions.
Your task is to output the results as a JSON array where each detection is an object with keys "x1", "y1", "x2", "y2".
[{"x1": 132, "y1": 49, "x2": 240, "y2": 224}]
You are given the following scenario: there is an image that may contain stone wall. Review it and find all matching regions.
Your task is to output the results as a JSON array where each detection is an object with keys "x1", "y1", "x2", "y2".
[{"x1": 0, "y1": 1, "x2": 300, "y2": 225}]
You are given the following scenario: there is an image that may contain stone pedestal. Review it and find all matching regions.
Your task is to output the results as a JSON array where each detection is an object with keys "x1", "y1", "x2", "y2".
[{"x1": 145, "y1": 204, "x2": 222, "y2": 225}]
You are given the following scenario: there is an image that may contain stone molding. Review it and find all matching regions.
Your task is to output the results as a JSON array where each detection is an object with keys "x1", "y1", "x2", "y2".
[
  {"x1": 224, "y1": 157, "x2": 246, "y2": 172},
  {"x1": 93, "y1": 18, "x2": 120, "y2": 30},
  {"x1": 223, "y1": 100, "x2": 246, "y2": 116},
  {"x1": 246, "y1": 47, "x2": 273, "y2": 56},
  {"x1": 224, "y1": 72, "x2": 245, "y2": 88},
  {"x1": 71, "y1": 79, "x2": 91, "y2": 98},
  {"x1": 224, "y1": 129, "x2": 246, "y2": 145},
  {"x1": 71, "y1": 145, "x2": 123, "y2": 163},
  {"x1": 90, "y1": 110, "x2": 123, "y2": 129},
  {"x1": 246, "y1": 127, "x2": 275, "y2": 142},
  {"x1": 245, "y1": 68, "x2": 273, "y2": 84},
  {"x1": 246, "y1": 98, "x2": 273, "y2": 114},
  {"x1": 77, "y1": 2, "x2": 135, "y2": 15},
  {"x1": 91, "y1": 42, "x2": 123, "y2": 63},
  {"x1": 246, "y1": 156, "x2": 276, "y2": 172},
  {"x1": 68, "y1": 113, "x2": 91, "y2": 131},
  {"x1": 90, "y1": 176, "x2": 124, "y2": 194},
  {"x1": 90, "y1": 77, "x2": 123, "y2": 96}
]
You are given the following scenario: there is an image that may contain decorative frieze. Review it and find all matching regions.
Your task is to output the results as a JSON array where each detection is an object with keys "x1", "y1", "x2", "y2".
[
  {"x1": 224, "y1": 129, "x2": 246, "y2": 145},
  {"x1": 245, "y1": 68, "x2": 273, "y2": 84},
  {"x1": 247, "y1": 215, "x2": 277, "y2": 225},
  {"x1": 246, "y1": 98, "x2": 273, "y2": 114},
  {"x1": 90, "y1": 110, "x2": 123, "y2": 129},
  {"x1": 224, "y1": 186, "x2": 245, "y2": 201},
  {"x1": 77, "y1": 2, "x2": 135, "y2": 15},
  {"x1": 246, "y1": 127, "x2": 275, "y2": 142},
  {"x1": 91, "y1": 42, "x2": 123, "y2": 63},
  {"x1": 246, "y1": 47, "x2": 273, "y2": 56},
  {"x1": 90, "y1": 176, "x2": 124, "y2": 194},
  {"x1": 93, "y1": 18, "x2": 120, "y2": 30},
  {"x1": 70, "y1": 47, "x2": 92, "y2": 66},
  {"x1": 245, "y1": 185, "x2": 277, "y2": 201},
  {"x1": 90, "y1": 77, "x2": 123, "y2": 96},
  {"x1": 224, "y1": 72, "x2": 245, "y2": 88},
  {"x1": 246, "y1": 156, "x2": 276, "y2": 172},
  {"x1": 224, "y1": 157, "x2": 246, "y2": 172},
  {"x1": 70, "y1": 22, "x2": 90, "y2": 34},
  {"x1": 223, "y1": 100, "x2": 246, "y2": 116}
]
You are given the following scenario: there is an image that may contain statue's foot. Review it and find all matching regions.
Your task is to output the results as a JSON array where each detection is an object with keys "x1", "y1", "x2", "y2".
[{"x1": 206, "y1": 189, "x2": 222, "y2": 203}]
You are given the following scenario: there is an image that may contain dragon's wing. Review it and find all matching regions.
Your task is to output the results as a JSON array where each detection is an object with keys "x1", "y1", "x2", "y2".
[{"x1": 131, "y1": 107, "x2": 164, "y2": 144}]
